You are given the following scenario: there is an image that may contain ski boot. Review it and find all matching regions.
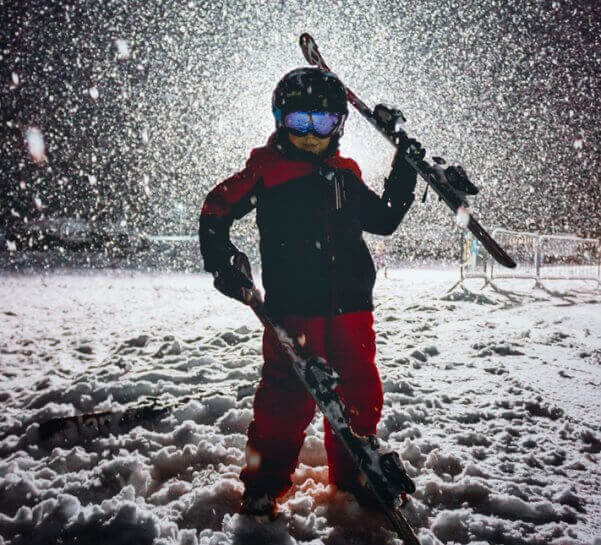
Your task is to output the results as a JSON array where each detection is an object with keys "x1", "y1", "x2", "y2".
[{"x1": 240, "y1": 490, "x2": 277, "y2": 520}]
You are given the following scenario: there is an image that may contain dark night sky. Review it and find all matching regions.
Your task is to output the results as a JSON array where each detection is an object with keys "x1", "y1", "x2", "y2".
[{"x1": 1, "y1": 0, "x2": 600, "y2": 259}]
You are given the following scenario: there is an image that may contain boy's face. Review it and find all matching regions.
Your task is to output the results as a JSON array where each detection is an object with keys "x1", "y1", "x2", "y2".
[{"x1": 288, "y1": 132, "x2": 332, "y2": 155}]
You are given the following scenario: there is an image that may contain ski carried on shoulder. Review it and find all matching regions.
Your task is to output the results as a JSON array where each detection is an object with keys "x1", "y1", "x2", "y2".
[
  {"x1": 299, "y1": 33, "x2": 516, "y2": 270},
  {"x1": 235, "y1": 254, "x2": 421, "y2": 545}
]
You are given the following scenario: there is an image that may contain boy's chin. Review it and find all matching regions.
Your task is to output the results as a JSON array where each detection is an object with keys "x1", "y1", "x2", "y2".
[
  {"x1": 296, "y1": 137, "x2": 332, "y2": 153},
  {"x1": 276, "y1": 129, "x2": 340, "y2": 159},
  {"x1": 299, "y1": 144, "x2": 324, "y2": 154}
]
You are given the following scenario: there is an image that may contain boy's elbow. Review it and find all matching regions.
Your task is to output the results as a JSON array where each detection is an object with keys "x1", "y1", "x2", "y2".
[
  {"x1": 374, "y1": 221, "x2": 396, "y2": 236},
  {"x1": 367, "y1": 221, "x2": 398, "y2": 236}
]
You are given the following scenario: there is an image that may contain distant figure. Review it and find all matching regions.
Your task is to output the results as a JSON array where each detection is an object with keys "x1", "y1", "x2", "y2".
[
  {"x1": 199, "y1": 67, "x2": 421, "y2": 518},
  {"x1": 374, "y1": 240, "x2": 389, "y2": 278}
]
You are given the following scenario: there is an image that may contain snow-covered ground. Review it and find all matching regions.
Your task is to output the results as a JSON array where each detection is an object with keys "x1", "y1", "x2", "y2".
[{"x1": 0, "y1": 268, "x2": 600, "y2": 545}]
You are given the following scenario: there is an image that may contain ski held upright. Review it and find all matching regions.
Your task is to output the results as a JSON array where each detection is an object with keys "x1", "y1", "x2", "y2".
[{"x1": 299, "y1": 32, "x2": 516, "y2": 269}]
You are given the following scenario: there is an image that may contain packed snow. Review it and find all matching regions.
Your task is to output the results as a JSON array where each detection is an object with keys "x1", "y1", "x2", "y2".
[{"x1": 1, "y1": 268, "x2": 600, "y2": 544}]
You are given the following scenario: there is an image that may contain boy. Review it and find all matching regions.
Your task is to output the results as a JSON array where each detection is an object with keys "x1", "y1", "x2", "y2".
[{"x1": 199, "y1": 67, "x2": 421, "y2": 518}]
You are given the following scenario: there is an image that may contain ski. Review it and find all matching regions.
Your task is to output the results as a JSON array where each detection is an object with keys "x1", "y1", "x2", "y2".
[
  {"x1": 24, "y1": 384, "x2": 253, "y2": 446},
  {"x1": 38, "y1": 399, "x2": 172, "y2": 444},
  {"x1": 235, "y1": 255, "x2": 421, "y2": 545},
  {"x1": 299, "y1": 33, "x2": 516, "y2": 270}
]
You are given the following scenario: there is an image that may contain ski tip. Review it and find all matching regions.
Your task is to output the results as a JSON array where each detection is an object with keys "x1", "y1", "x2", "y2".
[
  {"x1": 299, "y1": 33, "x2": 318, "y2": 65},
  {"x1": 299, "y1": 33, "x2": 313, "y2": 46}
]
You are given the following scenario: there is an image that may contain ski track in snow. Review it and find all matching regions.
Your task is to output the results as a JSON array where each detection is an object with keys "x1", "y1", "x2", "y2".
[{"x1": 0, "y1": 268, "x2": 600, "y2": 545}]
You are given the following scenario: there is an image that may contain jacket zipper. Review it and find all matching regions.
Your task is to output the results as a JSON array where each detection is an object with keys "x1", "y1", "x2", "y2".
[
  {"x1": 334, "y1": 177, "x2": 342, "y2": 210},
  {"x1": 325, "y1": 170, "x2": 340, "y2": 315}
]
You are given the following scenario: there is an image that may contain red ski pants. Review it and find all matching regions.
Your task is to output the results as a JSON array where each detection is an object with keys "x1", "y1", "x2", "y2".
[{"x1": 240, "y1": 311, "x2": 383, "y2": 498}]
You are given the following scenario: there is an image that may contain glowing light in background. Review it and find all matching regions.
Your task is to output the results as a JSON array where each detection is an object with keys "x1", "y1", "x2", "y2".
[{"x1": 1, "y1": 0, "x2": 599, "y2": 264}]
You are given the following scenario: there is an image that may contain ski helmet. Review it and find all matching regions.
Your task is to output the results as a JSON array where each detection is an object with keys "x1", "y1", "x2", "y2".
[{"x1": 272, "y1": 67, "x2": 348, "y2": 134}]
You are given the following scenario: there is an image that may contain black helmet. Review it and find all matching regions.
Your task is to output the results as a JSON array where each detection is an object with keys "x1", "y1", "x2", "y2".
[{"x1": 272, "y1": 67, "x2": 348, "y2": 130}]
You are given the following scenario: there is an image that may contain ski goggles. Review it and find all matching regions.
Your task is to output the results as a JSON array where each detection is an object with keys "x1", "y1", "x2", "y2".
[{"x1": 283, "y1": 111, "x2": 344, "y2": 137}]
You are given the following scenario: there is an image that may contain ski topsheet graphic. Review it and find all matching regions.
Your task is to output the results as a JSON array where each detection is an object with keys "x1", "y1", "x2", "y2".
[
  {"x1": 299, "y1": 33, "x2": 516, "y2": 270},
  {"x1": 235, "y1": 254, "x2": 421, "y2": 545},
  {"x1": 34, "y1": 387, "x2": 243, "y2": 445}
]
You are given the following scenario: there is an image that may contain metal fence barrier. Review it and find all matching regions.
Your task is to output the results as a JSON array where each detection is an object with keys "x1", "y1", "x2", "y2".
[
  {"x1": 489, "y1": 229, "x2": 540, "y2": 281},
  {"x1": 458, "y1": 229, "x2": 600, "y2": 287},
  {"x1": 537, "y1": 234, "x2": 601, "y2": 282}
]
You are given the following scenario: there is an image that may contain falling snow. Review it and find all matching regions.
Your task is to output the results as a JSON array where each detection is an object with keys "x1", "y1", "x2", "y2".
[
  {"x1": 1, "y1": 0, "x2": 599, "y2": 263},
  {"x1": 454, "y1": 206, "x2": 470, "y2": 229},
  {"x1": 24, "y1": 127, "x2": 46, "y2": 165},
  {"x1": 115, "y1": 39, "x2": 131, "y2": 61},
  {"x1": 1, "y1": 2, "x2": 601, "y2": 543}
]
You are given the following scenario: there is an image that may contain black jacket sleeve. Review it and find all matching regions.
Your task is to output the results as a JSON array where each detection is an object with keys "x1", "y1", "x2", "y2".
[
  {"x1": 199, "y1": 152, "x2": 262, "y2": 272},
  {"x1": 359, "y1": 183, "x2": 415, "y2": 235},
  {"x1": 337, "y1": 156, "x2": 414, "y2": 236}
]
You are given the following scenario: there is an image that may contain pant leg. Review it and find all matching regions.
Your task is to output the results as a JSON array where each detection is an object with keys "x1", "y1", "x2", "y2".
[
  {"x1": 322, "y1": 311, "x2": 383, "y2": 490},
  {"x1": 240, "y1": 316, "x2": 326, "y2": 498}
]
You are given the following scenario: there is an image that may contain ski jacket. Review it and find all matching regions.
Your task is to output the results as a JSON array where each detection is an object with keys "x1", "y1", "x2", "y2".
[{"x1": 199, "y1": 134, "x2": 414, "y2": 317}]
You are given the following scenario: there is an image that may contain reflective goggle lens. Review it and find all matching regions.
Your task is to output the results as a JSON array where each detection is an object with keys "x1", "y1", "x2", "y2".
[{"x1": 284, "y1": 111, "x2": 342, "y2": 136}]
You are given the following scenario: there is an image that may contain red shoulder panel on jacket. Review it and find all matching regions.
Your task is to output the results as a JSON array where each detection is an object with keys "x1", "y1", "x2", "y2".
[
  {"x1": 262, "y1": 158, "x2": 315, "y2": 189},
  {"x1": 326, "y1": 155, "x2": 363, "y2": 180},
  {"x1": 247, "y1": 145, "x2": 316, "y2": 188},
  {"x1": 201, "y1": 145, "x2": 271, "y2": 217}
]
